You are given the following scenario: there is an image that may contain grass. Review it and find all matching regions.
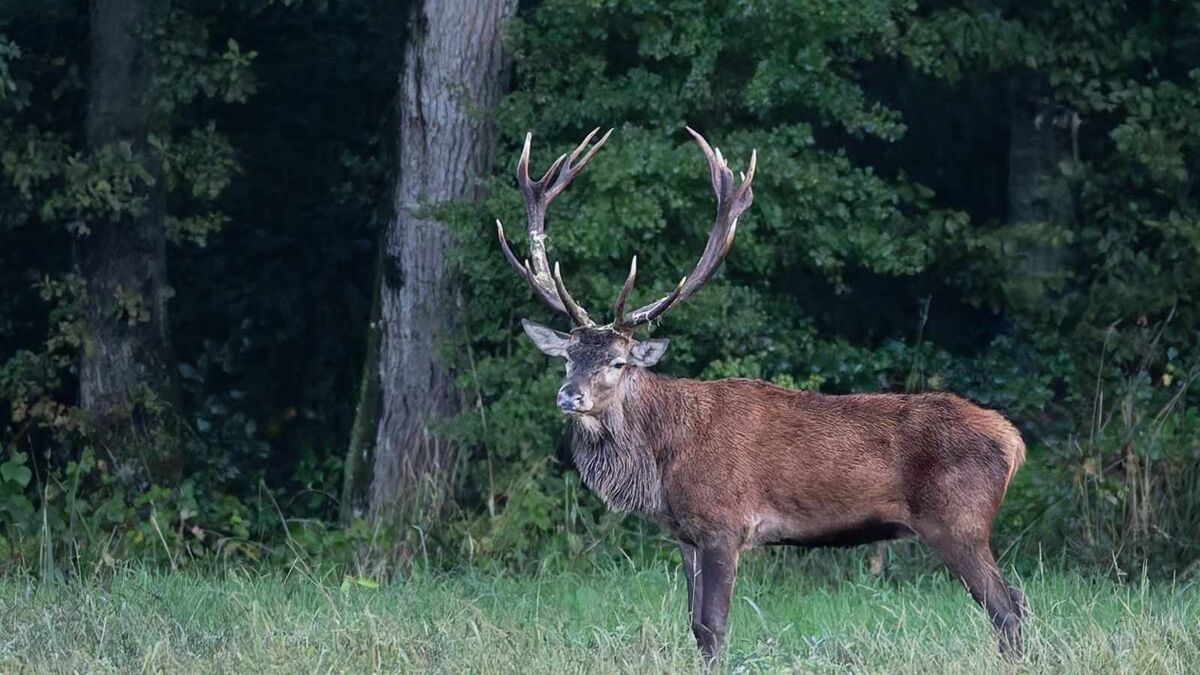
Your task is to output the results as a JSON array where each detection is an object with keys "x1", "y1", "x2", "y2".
[{"x1": 1, "y1": 552, "x2": 1197, "y2": 673}]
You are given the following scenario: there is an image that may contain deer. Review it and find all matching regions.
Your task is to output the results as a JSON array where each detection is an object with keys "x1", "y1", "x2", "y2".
[{"x1": 495, "y1": 127, "x2": 1028, "y2": 665}]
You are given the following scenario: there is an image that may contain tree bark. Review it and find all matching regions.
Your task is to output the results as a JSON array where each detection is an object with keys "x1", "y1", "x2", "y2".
[
  {"x1": 369, "y1": 0, "x2": 517, "y2": 524},
  {"x1": 80, "y1": 0, "x2": 179, "y2": 482}
]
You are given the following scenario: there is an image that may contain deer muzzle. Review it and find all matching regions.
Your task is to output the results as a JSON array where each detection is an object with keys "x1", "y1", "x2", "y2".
[{"x1": 556, "y1": 384, "x2": 592, "y2": 414}]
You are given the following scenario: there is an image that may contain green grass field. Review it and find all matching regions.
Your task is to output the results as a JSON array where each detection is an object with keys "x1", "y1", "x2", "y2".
[{"x1": 1, "y1": 555, "x2": 1197, "y2": 674}]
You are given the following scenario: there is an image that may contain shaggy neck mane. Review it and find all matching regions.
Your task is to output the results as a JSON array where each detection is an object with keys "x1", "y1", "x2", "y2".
[{"x1": 569, "y1": 369, "x2": 678, "y2": 516}]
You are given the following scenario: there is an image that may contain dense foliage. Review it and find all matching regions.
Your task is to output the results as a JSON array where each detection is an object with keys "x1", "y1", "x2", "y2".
[
  {"x1": 444, "y1": 0, "x2": 1200, "y2": 572},
  {"x1": 2, "y1": 0, "x2": 1198, "y2": 576}
]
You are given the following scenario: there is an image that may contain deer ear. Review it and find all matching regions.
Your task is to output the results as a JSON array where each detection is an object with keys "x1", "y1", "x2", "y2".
[
  {"x1": 629, "y1": 338, "x2": 669, "y2": 367},
  {"x1": 522, "y1": 319, "x2": 571, "y2": 357}
]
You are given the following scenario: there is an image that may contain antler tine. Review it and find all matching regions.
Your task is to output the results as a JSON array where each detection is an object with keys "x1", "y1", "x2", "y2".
[
  {"x1": 612, "y1": 256, "x2": 638, "y2": 327},
  {"x1": 545, "y1": 127, "x2": 612, "y2": 201},
  {"x1": 538, "y1": 153, "x2": 569, "y2": 187},
  {"x1": 685, "y1": 126, "x2": 731, "y2": 204},
  {"x1": 517, "y1": 132, "x2": 534, "y2": 192},
  {"x1": 500, "y1": 129, "x2": 612, "y2": 327},
  {"x1": 615, "y1": 127, "x2": 756, "y2": 331},
  {"x1": 496, "y1": 220, "x2": 530, "y2": 280},
  {"x1": 567, "y1": 126, "x2": 602, "y2": 163},
  {"x1": 627, "y1": 275, "x2": 687, "y2": 326},
  {"x1": 552, "y1": 262, "x2": 592, "y2": 326}
]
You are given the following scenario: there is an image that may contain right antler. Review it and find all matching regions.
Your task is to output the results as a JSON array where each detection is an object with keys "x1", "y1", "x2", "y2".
[
  {"x1": 611, "y1": 127, "x2": 755, "y2": 330},
  {"x1": 496, "y1": 128, "x2": 612, "y2": 327}
]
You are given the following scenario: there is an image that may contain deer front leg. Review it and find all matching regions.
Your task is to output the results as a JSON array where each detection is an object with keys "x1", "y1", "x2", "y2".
[
  {"x1": 694, "y1": 544, "x2": 739, "y2": 667},
  {"x1": 679, "y1": 541, "x2": 704, "y2": 633}
]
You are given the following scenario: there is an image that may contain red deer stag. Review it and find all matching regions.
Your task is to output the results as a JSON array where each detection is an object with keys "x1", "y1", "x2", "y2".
[{"x1": 496, "y1": 127, "x2": 1027, "y2": 665}]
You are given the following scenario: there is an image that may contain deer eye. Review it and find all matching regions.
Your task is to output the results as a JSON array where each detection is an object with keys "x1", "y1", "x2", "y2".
[{"x1": 610, "y1": 360, "x2": 627, "y2": 369}]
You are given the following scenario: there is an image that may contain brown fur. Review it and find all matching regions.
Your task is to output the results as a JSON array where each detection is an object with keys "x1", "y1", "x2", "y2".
[
  {"x1": 506, "y1": 128, "x2": 1026, "y2": 666},
  {"x1": 955, "y1": 401, "x2": 1026, "y2": 491},
  {"x1": 555, "y1": 354, "x2": 1028, "y2": 664},
  {"x1": 572, "y1": 370, "x2": 1023, "y2": 548}
]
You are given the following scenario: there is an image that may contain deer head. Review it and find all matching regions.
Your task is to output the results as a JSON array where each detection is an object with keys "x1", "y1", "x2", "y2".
[{"x1": 497, "y1": 127, "x2": 756, "y2": 416}]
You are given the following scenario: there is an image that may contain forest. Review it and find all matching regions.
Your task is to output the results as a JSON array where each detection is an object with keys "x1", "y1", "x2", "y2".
[{"x1": 1, "y1": 0, "x2": 1199, "y2": 671}]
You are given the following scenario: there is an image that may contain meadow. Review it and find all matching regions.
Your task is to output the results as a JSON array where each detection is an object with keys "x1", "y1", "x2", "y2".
[{"x1": 1, "y1": 553, "x2": 1196, "y2": 674}]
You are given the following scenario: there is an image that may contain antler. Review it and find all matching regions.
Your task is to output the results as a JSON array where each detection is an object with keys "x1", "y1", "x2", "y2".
[
  {"x1": 497, "y1": 127, "x2": 754, "y2": 333},
  {"x1": 496, "y1": 128, "x2": 613, "y2": 327},
  {"x1": 612, "y1": 127, "x2": 756, "y2": 330}
]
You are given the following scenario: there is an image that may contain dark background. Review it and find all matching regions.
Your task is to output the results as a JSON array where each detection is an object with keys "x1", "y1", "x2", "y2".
[{"x1": 1, "y1": 0, "x2": 1198, "y2": 575}]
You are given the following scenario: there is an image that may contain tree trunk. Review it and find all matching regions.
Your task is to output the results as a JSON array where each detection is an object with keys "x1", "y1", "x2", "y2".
[
  {"x1": 1006, "y1": 72, "x2": 1076, "y2": 313},
  {"x1": 80, "y1": 0, "x2": 179, "y2": 482},
  {"x1": 342, "y1": 242, "x2": 384, "y2": 523},
  {"x1": 369, "y1": 0, "x2": 517, "y2": 525}
]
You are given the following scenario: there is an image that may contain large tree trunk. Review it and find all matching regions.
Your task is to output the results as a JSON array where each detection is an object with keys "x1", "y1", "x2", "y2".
[
  {"x1": 369, "y1": 0, "x2": 517, "y2": 525},
  {"x1": 80, "y1": 0, "x2": 179, "y2": 482},
  {"x1": 1006, "y1": 72, "x2": 1076, "y2": 313}
]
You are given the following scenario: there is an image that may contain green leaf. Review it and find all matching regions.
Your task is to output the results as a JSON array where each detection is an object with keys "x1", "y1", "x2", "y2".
[{"x1": 1, "y1": 452, "x2": 32, "y2": 488}]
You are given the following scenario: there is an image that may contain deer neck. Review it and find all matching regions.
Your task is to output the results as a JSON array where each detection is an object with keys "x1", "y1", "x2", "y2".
[{"x1": 569, "y1": 369, "x2": 672, "y2": 516}]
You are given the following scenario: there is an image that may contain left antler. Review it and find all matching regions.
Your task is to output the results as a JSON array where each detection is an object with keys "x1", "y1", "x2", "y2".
[{"x1": 612, "y1": 127, "x2": 755, "y2": 330}]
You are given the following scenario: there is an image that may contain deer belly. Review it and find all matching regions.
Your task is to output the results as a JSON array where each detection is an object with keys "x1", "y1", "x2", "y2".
[{"x1": 749, "y1": 513, "x2": 914, "y2": 548}]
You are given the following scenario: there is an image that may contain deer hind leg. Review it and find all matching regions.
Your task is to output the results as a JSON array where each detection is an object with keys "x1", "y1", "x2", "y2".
[{"x1": 920, "y1": 527, "x2": 1023, "y2": 656}]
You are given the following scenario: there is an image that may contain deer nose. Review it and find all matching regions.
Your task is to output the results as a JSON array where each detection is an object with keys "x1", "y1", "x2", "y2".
[{"x1": 557, "y1": 385, "x2": 587, "y2": 413}]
